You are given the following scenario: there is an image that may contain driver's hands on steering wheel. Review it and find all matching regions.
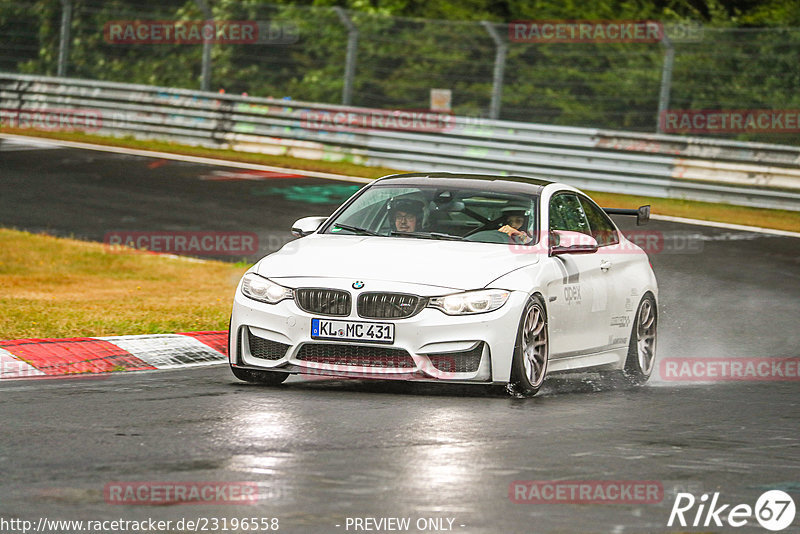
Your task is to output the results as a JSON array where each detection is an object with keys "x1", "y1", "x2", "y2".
[
  {"x1": 498, "y1": 224, "x2": 526, "y2": 237},
  {"x1": 498, "y1": 225, "x2": 533, "y2": 244}
]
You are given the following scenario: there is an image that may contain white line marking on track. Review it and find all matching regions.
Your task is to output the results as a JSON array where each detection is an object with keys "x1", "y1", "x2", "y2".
[
  {"x1": 651, "y1": 214, "x2": 800, "y2": 238},
  {"x1": 0, "y1": 137, "x2": 63, "y2": 151}
]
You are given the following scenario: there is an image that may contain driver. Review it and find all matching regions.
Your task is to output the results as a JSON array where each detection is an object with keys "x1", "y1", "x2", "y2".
[
  {"x1": 498, "y1": 205, "x2": 533, "y2": 243},
  {"x1": 388, "y1": 198, "x2": 425, "y2": 233}
]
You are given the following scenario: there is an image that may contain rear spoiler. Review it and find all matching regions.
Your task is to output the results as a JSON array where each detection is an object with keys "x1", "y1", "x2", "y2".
[{"x1": 603, "y1": 205, "x2": 650, "y2": 226}]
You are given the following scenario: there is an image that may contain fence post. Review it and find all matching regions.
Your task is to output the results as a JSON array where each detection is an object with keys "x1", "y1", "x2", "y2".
[
  {"x1": 334, "y1": 7, "x2": 358, "y2": 106},
  {"x1": 481, "y1": 21, "x2": 507, "y2": 120},
  {"x1": 196, "y1": 0, "x2": 212, "y2": 91},
  {"x1": 656, "y1": 35, "x2": 674, "y2": 133},
  {"x1": 57, "y1": 0, "x2": 72, "y2": 77}
]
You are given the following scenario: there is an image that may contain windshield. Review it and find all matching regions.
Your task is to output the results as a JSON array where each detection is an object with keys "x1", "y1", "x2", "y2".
[{"x1": 321, "y1": 184, "x2": 539, "y2": 245}]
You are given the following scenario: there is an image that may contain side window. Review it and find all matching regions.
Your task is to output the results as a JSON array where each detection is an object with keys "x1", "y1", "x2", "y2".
[
  {"x1": 549, "y1": 193, "x2": 591, "y2": 235},
  {"x1": 579, "y1": 196, "x2": 620, "y2": 246}
]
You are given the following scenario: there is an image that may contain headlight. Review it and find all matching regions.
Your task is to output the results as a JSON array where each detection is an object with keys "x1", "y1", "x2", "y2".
[
  {"x1": 428, "y1": 289, "x2": 510, "y2": 315},
  {"x1": 241, "y1": 273, "x2": 293, "y2": 304}
]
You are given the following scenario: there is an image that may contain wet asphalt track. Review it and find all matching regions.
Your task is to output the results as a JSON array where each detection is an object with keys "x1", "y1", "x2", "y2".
[{"x1": 1, "y1": 137, "x2": 799, "y2": 533}]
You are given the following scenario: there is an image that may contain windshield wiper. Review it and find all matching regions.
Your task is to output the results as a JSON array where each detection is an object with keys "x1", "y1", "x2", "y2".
[
  {"x1": 390, "y1": 231, "x2": 465, "y2": 241},
  {"x1": 332, "y1": 223, "x2": 380, "y2": 236}
]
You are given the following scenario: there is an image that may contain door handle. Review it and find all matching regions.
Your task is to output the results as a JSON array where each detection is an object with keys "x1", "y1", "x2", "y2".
[{"x1": 600, "y1": 260, "x2": 612, "y2": 272}]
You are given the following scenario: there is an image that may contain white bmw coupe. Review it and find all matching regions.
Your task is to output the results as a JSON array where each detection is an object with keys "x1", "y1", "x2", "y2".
[{"x1": 229, "y1": 173, "x2": 657, "y2": 396}]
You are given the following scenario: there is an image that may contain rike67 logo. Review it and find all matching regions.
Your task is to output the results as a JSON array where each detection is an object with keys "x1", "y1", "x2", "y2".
[{"x1": 668, "y1": 490, "x2": 796, "y2": 531}]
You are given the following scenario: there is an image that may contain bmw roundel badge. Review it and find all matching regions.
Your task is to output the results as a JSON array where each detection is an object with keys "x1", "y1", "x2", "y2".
[{"x1": 352, "y1": 281, "x2": 365, "y2": 289}]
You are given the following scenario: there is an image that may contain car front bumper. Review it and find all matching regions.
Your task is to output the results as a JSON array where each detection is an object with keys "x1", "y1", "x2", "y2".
[{"x1": 229, "y1": 278, "x2": 526, "y2": 384}]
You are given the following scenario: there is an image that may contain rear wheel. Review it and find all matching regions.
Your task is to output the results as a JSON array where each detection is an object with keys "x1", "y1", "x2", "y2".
[
  {"x1": 508, "y1": 295, "x2": 549, "y2": 397},
  {"x1": 622, "y1": 293, "x2": 657, "y2": 385},
  {"x1": 230, "y1": 365, "x2": 289, "y2": 385}
]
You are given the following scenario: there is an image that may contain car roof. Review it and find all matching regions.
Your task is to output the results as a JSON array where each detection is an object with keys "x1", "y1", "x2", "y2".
[{"x1": 373, "y1": 172, "x2": 552, "y2": 195}]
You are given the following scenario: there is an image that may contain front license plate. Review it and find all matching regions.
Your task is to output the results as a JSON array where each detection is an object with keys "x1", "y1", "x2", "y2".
[{"x1": 311, "y1": 318, "x2": 394, "y2": 344}]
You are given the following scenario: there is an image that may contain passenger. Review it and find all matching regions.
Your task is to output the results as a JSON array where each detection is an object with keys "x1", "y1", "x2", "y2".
[{"x1": 388, "y1": 198, "x2": 425, "y2": 233}]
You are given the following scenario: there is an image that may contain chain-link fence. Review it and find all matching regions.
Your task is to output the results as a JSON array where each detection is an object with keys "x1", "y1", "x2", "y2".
[{"x1": 2, "y1": 0, "x2": 800, "y2": 144}]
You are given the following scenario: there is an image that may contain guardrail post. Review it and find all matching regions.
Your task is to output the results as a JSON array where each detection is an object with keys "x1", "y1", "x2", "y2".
[
  {"x1": 481, "y1": 21, "x2": 507, "y2": 120},
  {"x1": 656, "y1": 35, "x2": 675, "y2": 133},
  {"x1": 57, "y1": 0, "x2": 72, "y2": 77},
  {"x1": 334, "y1": 7, "x2": 358, "y2": 106},
  {"x1": 196, "y1": 0, "x2": 212, "y2": 91}
]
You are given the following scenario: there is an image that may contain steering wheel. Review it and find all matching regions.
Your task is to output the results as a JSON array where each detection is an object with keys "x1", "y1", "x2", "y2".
[
  {"x1": 463, "y1": 218, "x2": 504, "y2": 238},
  {"x1": 463, "y1": 230, "x2": 513, "y2": 243}
]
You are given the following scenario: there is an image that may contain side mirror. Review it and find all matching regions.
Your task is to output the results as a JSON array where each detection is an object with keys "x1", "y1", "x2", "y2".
[
  {"x1": 549, "y1": 230, "x2": 599, "y2": 256},
  {"x1": 291, "y1": 216, "x2": 327, "y2": 237}
]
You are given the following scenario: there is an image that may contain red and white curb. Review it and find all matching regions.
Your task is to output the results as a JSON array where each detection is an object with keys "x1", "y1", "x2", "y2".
[{"x1": 0, "y1": 331, "x2": 227, "y2": 379}]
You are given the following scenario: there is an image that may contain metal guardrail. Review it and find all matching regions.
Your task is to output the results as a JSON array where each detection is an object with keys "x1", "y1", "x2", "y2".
[{"x1": 2, "y1": 72, "x2": 800, "y2": 211}]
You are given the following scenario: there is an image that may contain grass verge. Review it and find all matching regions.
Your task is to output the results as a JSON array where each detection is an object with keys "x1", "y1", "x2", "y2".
[
  {"x1": 2, "y1": 128, "x2": 799, "y2": 232},
  {"x1": 0, "y1": 228, "x2": 247, "y2": 340}
]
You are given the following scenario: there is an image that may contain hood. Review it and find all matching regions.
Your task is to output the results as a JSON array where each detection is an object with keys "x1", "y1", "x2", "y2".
[{"x1": 255, "y1": 234, "x2": 541, "y2": 290}]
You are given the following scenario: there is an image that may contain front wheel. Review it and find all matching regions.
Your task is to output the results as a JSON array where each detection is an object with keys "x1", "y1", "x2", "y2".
[
  {"x1": 230, "y1": 365, "x2": 289, "y2": 385},
  {"x1": 622, "y1": 293, "x2": 657, "y2": 385},
  {"x1": 508, "y1": 295, "x2": 549, "y2": 397}
]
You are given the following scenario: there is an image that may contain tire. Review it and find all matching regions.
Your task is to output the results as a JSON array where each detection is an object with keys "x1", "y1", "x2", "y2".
[
  {"x1": 622, "y1": 293, "x2": 657, "y2": 385},
  {"x1": 508, "y1": 295, "x2": 549, "y2": 397},
  {"x1": 230, "y1": 365, "x2": 289, "y2": 385}
]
